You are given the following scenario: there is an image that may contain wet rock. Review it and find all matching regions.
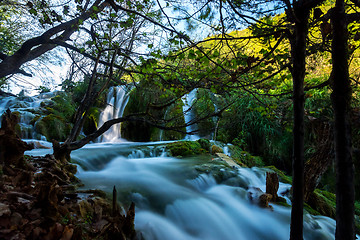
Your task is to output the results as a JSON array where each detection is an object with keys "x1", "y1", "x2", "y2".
[
  {"x1": 10, "y1": 212, "x2": 22, "y2": 226},
  {"x1": 211, "y1": 145, "x2": 223, "y2": 154},
  {"x1": 0, "y1": 203, "x2": 11, "y2": 216},
  {"x1": 259, "y1": 193, "x2": 273, "y2": 208},
  {"x1": 27, "y1": 209, "x2": 41, "y2": 221},
  {"x1": 248, "y1": 187, "x2": 273, "y2": 209},
  {"x1": 215, "y1": 153, "x2": 243, "y2": 168}
]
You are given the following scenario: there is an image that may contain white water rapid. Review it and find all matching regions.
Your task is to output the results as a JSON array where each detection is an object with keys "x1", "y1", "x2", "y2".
[
  {"x1": 98, "y1": 86, "x2": 131, "y2": 142},
  {"x1": 0, "y1": 92, "x2": 56, "y2": 140},
  {"x1": 182, "y1": 89, "x2": 200, "y2": 140},
  {"x1": 66, "y1": 142, "x2": 340, "y2": 240},
  {"x1": 14, "y1": 91, "x2": 352, "y2": 240}
]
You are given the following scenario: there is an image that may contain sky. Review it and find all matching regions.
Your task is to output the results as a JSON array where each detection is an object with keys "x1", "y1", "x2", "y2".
[{"x1": 4, "y1": 0, "x2": 219, "y2": 96}]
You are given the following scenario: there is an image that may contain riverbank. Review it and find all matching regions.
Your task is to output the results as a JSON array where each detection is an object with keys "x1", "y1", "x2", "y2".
[{"x1": 0, "y1": 110, "x2": 135, "y2": 240}]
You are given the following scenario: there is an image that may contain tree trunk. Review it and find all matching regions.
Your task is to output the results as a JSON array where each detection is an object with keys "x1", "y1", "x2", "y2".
[
  {"x1": 304, "y1": 120, "x2": 333, "y2": 202},
  {"x1": 289, "y1": 4, "x2": 309, "y2": 240},
  {"x1": 331, "y1": 0, "x2": 355, "y2": 239}
]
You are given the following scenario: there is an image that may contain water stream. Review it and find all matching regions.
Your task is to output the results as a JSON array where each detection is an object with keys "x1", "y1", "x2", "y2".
[
  {"x1": 97, "y1": 86, "x2": 131, "y2": 142},
  {"x1": 10, "y1": 90, "x2": 350, "y2": 239},
  {"x1": 182, "y1": 89, "x2": 200, "y2": 140},
  {"x1": 0, "y1": 92, "x2": 56, "y2": 139},
  {"x1": 68, "y1": 142, "x2": 338, "y2": 240}
]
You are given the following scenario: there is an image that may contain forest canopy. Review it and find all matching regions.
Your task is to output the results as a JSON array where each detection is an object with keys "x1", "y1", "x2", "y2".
[{"x1": 1, "y1": 0, "x2": 360, "y2": 239}]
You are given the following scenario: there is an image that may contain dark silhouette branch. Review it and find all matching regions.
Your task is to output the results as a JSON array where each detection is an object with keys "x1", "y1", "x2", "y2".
[{"x1": 0, "y1": 0, "x2": 110, "y2": 78}]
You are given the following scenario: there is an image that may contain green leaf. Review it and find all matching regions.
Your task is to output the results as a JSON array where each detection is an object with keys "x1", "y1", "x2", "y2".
[
  {"x1": 188, "y1": 49, "x2": 196, "y2": 59},
  {"x1": 29, "y1": 8, "x2": 37, "y2": 15}
]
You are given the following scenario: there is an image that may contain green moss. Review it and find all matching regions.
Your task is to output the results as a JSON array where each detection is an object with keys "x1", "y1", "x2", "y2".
[
  {"x1": 83, "y1": 107, "x2": 101, "y2": 135},
  {"x1": 167, "y1": 141, "x2": 206, "y2": 157},
  {"x1": 274, "y1": 200, "x2": 290, "y2": 208},
  {"x1": 265, "y1": 165, "x2": 292, "y2": 184},
  {"x1": 305, "y1": 190, "x2": 336, "y2": 218},
  {"x1": 304, "y1": 202, "x2": 321, "y2": 216},
  {"x1": 30, "y1": 115, "x2": 41, "y2": 126},
  {"x1": 355, "y1": 201, "x2": 360, "y2": 216},
  {"x1": 35, "y1": 114, "x2": 72, "y2": 141},
  {"x1": 197, "y1": 138, "x2": 211, "y2": 152},
  {"x1": 314, "y1": 189, "x2": 336, "y2": 207},
  {"x1": 227, "y1": 145, "x2": 265, "y2": 167}
]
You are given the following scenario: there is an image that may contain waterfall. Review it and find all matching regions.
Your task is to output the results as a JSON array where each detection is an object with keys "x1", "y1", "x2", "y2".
[
  {"x1": 60, "y1": 141, "x2": 343, "y2": 240},
  {"x1": 182, "y1": 89, "x2": 200, "y2": 140},
  {"x1": 98, "y1": 86, "x2": 131, "y2": 142},
  {"x1": 0, "y1": 93, "x2": 49, "y2": 139}
]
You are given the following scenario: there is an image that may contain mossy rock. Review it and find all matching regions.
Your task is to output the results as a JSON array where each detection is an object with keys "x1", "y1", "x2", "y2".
[
  {"x1": 40, "y1": 99, "x2": 54, "y2": 108},
  {"x1": 83, "y1": 107, "x2": 101, "y2": 135},
  {"x1": 227, "y1": 145, "x2": 264, "y2": 167},
  {"x1": 275, "y1": 200, "x2": 290, "y2": 207},
  {"x1": 265, "y1": 165, "x2": 292, "y2": 184},
  {"x1": 167, "y1": 141, "x2": 206, "y2": 157},
  {"x1": 194, "y1": 162, "x2": 246, "y2": 187},
  {"x1": 35, "y1": 114, "x2": 72, "y2": 141},
  {"x1": 305, "y1": 190, "x2": 336, "y2": 218},
  {"x1": 30, "y1": 115, "x2": 41, "y2": 126},
  {"x1": 197, "y1": 139, "x2": 211, "y2": 152},
  {"x1": 304, "y1": 202, "x2": 321, "y2": 216},
  {"x1": 211, "y1": 145, "x2": 223, "y2": 154}
]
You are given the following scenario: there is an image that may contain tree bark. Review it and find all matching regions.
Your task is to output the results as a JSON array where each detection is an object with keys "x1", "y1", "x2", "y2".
[
  {"x1": 304, "y1": 120, "x2": 333, "y2": 202},
  {"x1": 289, "y1": 3, "x2": 310, "y2": 240},
  {"x1": 331, "y1": 0, "x2": 355, "y2": 239}
]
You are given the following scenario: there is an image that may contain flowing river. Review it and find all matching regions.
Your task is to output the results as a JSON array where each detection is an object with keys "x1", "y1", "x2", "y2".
[
  {"x1": 40, "y1": 141, "x2": 338, "y2": 240},
  {"x1": 9, "y1": 90, "x2": 343, "y2": 240}
]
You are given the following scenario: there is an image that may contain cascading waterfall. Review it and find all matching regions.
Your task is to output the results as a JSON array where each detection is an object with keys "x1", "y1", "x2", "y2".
[
  {"x1": 65, "y1": 142, "x2": 343, "y2": 240},
  {"x1": 98, "y1": 86, "x2": 131, "y2": 142},
  {"x1": 0, "y1": 93, "x2": 52, "y2": 140},
  {"x1": 182, "y1": 88, "x2": 200, "y2": 140}
]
